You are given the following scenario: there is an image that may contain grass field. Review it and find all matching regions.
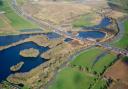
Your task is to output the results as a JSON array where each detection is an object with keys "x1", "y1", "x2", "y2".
[
  {"x1": 0, "y1": 18, "x2": 5, "y2": 27},
  {"x1": 114, "y1": 20, "x2": 128, "y2": 48},
  {"x1": 0, "y1": 15, "x2": 20, "y2": 35},
  {"x1": 0, "y1": 0, "x2": 38, "y2": 30},
  {"x1": 48, "y1": 67, "x2": 97, "y2": 89},
  {"x1": 48, "y1": 47, "x2": 116, "y2": 89},
  {"x1": 16, "y1": 0, "x2": 27, "y2": 5},
  {"x1": 71, "y1": 47, "x2": 116, "y2": 74},
  {"x1": 92, "y1": 53, "x2": 116, "y2": 74},
  {"x1": 91, "y1": 79, "x2": 107, "y2": 89},
  {"x1": 72, "y1": 13, "x2": 101, "y2": 27},
  {"x1": 70, "y1": 48, "x2": 103, "y2": 69}
]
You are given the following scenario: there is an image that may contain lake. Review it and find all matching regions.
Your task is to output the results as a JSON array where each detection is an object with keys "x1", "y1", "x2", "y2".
[{"x1": 0, "y1": 42, "x2": 49, "y2": 82}]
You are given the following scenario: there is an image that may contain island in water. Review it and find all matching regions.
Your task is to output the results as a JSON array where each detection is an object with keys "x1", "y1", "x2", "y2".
[
  {"x1": 10, "y1": 62, "x2": 24, "y2": 72},
  {"x1": 19, "y1": 48, "x2": 40, "y2": 58}
]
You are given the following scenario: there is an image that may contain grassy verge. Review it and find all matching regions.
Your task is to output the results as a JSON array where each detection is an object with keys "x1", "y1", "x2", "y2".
[
  {"x1": 0, "y1": 0, "x2": 38, "y2": 30},
  {"x1": 114, "y1": 20, "x2": 128, "y2": 48}
]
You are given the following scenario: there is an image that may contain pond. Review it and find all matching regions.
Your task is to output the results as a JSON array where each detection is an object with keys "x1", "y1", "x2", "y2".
[
  {"x1": 43, "y1": 32, "x2": 61, "y2": 40},
  {"x1": 0, "y1": 32, "x2": 61, "y2": 46},
  {"x1": 77, "y1": 31, "x2": 106, "y2": 40},
  {"x1": 0, "y1": 42, "x2": 49, "y2": 82},
  {"x1": 64, "y1": 38, "x2": 73, "y2": 42},
  {"x1": 0, "y1": 33, "x2": 41, "y2": 46},
  {"x1": 83, "y1": 17, "x2": 112, "y2": 30}
]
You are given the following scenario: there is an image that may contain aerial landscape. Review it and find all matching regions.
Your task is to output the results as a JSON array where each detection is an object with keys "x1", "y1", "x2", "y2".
[{"x1": 0, "y1": 0, "x2": 128, "y2": 89}]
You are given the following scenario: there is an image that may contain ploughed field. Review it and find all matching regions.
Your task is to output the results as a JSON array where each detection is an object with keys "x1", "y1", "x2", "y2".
[{"x1": 104, "y1": 58, "x2": 128, "y2": 89}]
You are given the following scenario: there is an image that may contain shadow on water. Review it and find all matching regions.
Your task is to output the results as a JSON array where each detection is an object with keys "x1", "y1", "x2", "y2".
[{"x1": 0, "y1": 42, "x2": 49, "y2": 82}]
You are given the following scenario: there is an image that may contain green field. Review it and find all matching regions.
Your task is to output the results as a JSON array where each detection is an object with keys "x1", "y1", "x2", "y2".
[
  {"x1": 71, "y1": 48, "x2": 116, "y2": 74},
  {"x1": 70, "y1": 48, "x2": 103, "y2": 69},
  {"x1": 49, "y1": 67, "x2": 97, "y2": 89},
  {"x1": 0, "y1": 0, "x2": 38, "y2": 30},
  {"x1": 16, "y1": 0, "x2": 27, "y2": 5},
  {"x1": 49, "y1": 47, "x2": 116, "y2": 89},
  {"x1": 72, "y1": 14, "x2": 98, "y2": 27},
  {"x1": 114, "y1": 20, "x2": 128, "y2": 48},
  {"x1": 92, "y1": 53, "x2": 116, "y2": 74},
  {"x1": 91, "y1": 79, "x2": 107, "y2": 89},
  {"x1": 0, "y1": 18, "x2": 4, "y2": 27}
]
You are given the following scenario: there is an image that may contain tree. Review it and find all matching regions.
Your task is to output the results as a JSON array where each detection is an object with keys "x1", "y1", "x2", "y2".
[{"x1": 0, "y1": 0, "x2": 3, "y2": 6}]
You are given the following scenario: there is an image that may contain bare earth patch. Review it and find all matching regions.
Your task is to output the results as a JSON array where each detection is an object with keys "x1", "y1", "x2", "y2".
[
  {"x1": 109, "y1": 81, "x2": 128, "y2": 89},
  {"x1": 104, "y1": 60, "x2": 128, "y2": 89}
]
